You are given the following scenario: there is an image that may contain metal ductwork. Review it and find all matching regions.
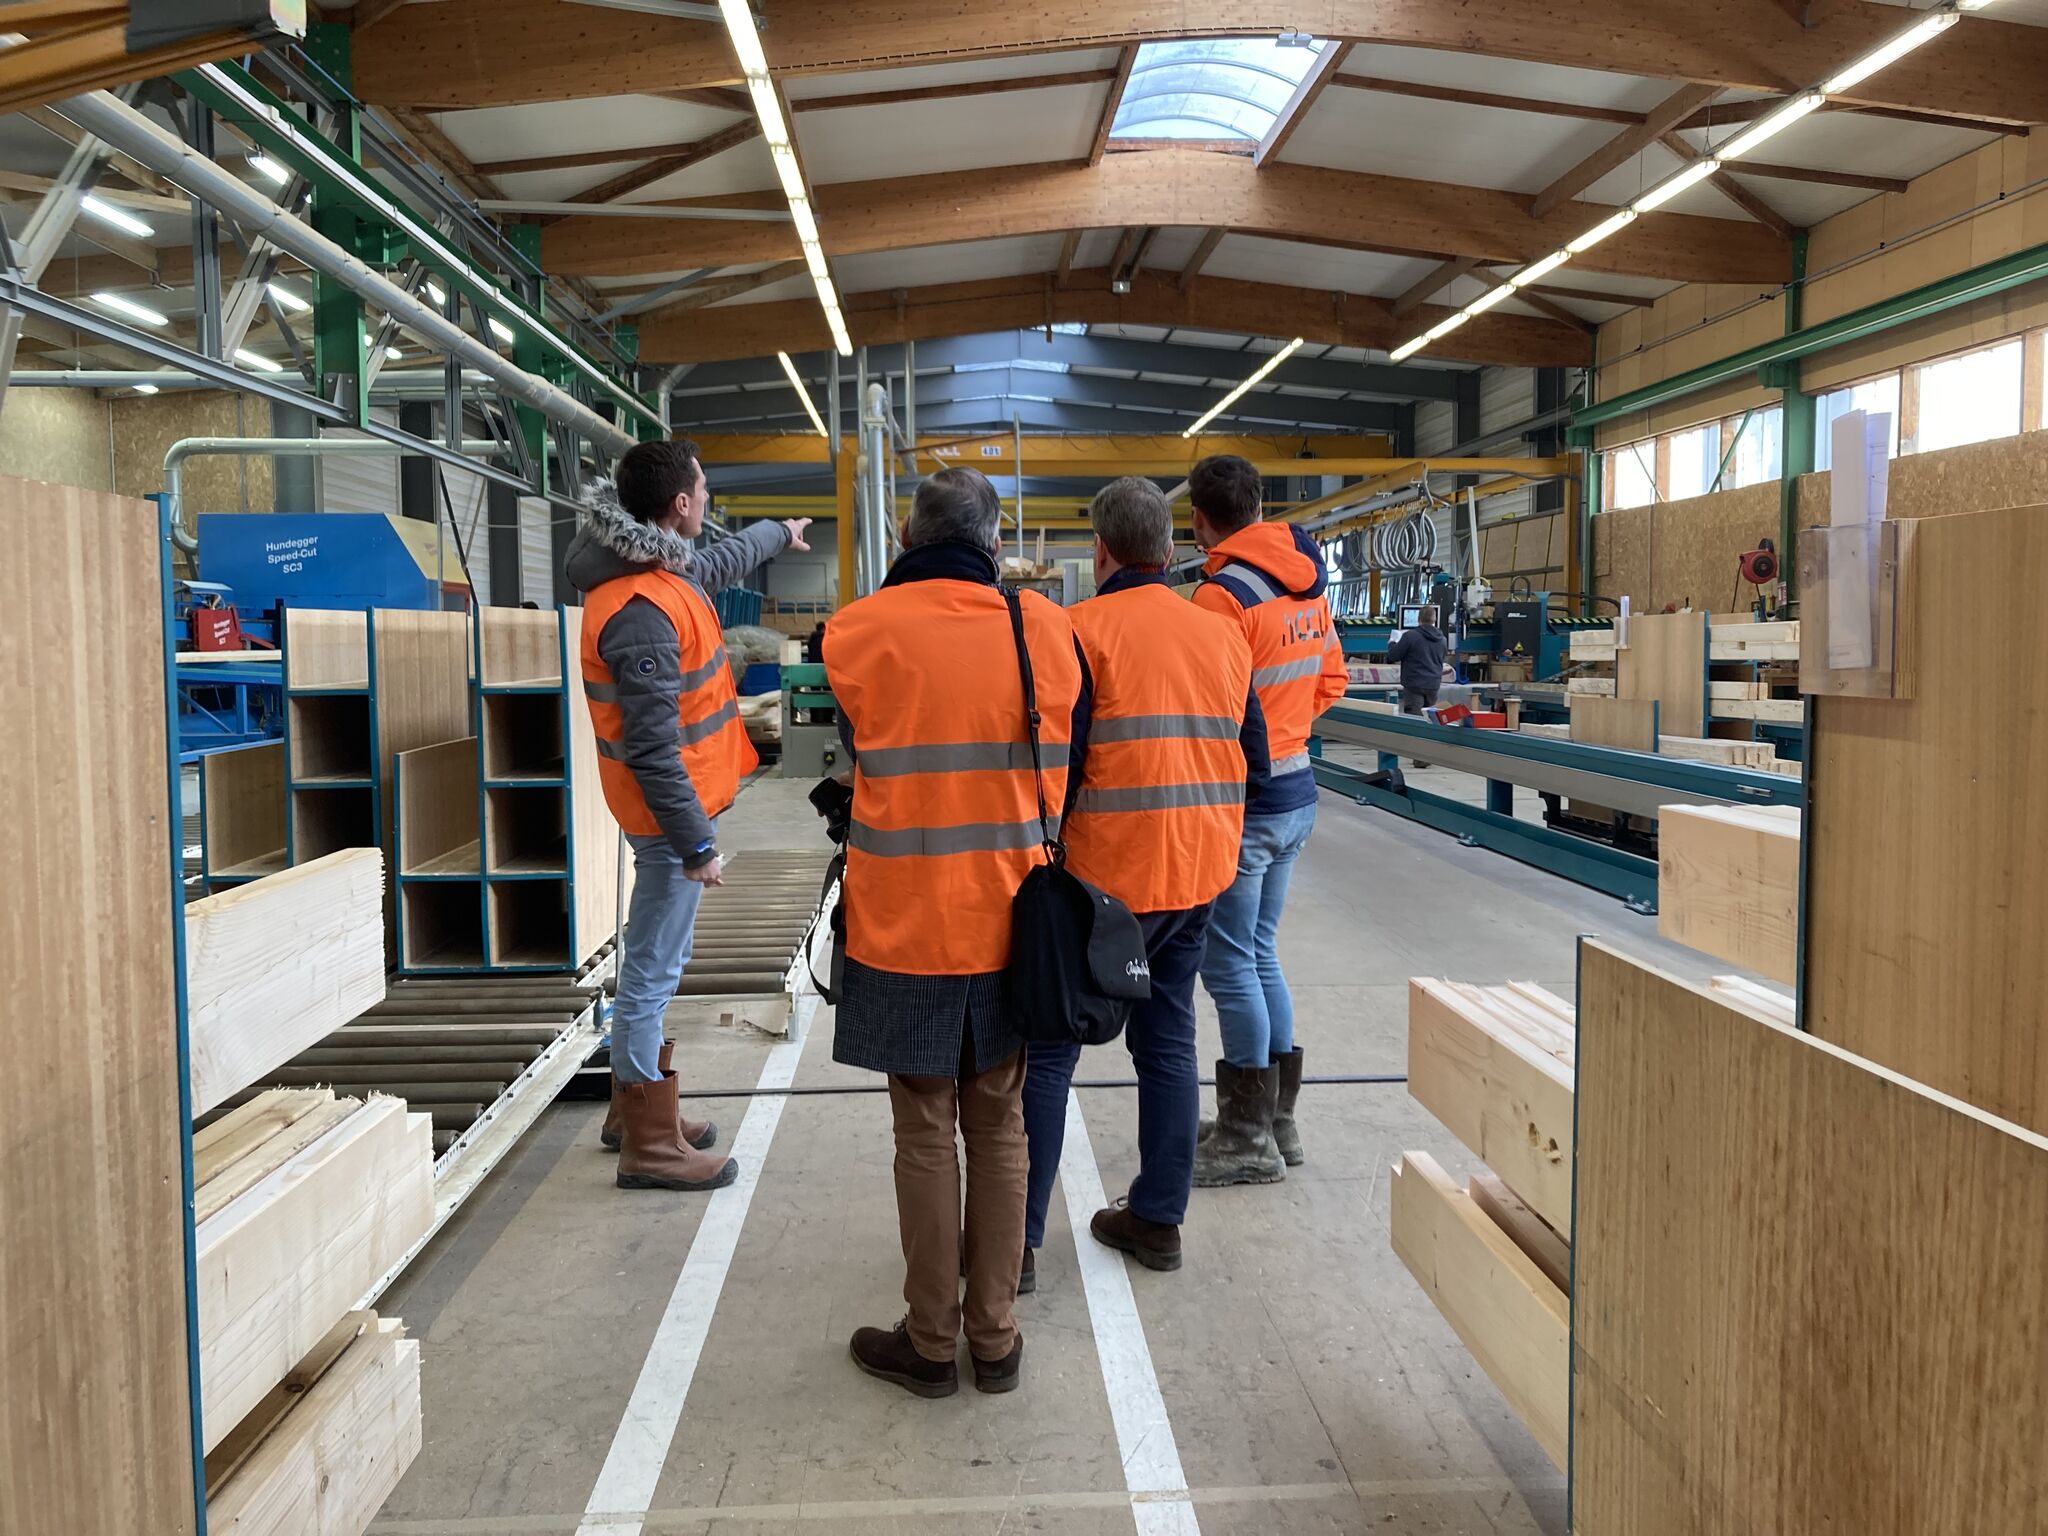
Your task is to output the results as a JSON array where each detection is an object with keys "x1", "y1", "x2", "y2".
[{"x1": 52, "y1": 87, "x2": 639, "y2": 461}]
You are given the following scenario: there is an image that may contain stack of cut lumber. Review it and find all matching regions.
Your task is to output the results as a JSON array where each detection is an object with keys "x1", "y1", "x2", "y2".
[
  {"x1": 1656, "y1": 803, "x2": 1800, "y2": 984},
  {"x1": 1395, "y1": 978, "x2": 1575, "y2": 1467},
  {"x1": 739, "y1": 689, "x2": 782, "y2": 745},
  {"x1": 1709, "y1": 615, "x2": 1799, "y2": 661},
  {"x1": 195, "y1": 1088, "x2": 432, "y2": 1535}
]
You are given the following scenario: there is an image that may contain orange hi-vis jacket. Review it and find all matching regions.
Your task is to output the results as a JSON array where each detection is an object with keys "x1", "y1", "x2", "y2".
[
  {"x1": 1063, "y1": 575, "x2": 1252, "y2": 913},
  {"x1": 580, "y1": 569, "x2": 757, "y2": 833},
  {"x1": 826, "y1": 575, "x2": 1083, "y2": 975},
  {"x1": 1192, "y1": 521, "x2": 1348, "y2": 797}
]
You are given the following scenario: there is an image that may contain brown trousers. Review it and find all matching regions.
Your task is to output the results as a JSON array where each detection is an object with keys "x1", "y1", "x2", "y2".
[{"x1": 887, "y1": 1047, "x2": 1027, "y2": 1363}]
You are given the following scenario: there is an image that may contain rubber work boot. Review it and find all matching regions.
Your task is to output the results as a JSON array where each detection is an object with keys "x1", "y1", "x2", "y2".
[
  {"x1": 1189, "y1": 1060, "x2": 1286, "y2": 1188},
  {"x1": 1271, "y1": 1047, "x2": 1306, "y2": 1168},
  {"x1": 849, "y1": 1319, "x2": 959, "y2": 1398},
  {"x1": 615, "y1": 1071, "x2": 738, "y2": 1191},
  {"x1": 602, "y1": 1041, "x2": 717, "y2": 1152},
  {"x1": 971, "y1": 1333, "x2": 1024, "y2": 1394},
  {"x1": 1091, "y1": 1199, "x2": 1182, "y2": 1271}
]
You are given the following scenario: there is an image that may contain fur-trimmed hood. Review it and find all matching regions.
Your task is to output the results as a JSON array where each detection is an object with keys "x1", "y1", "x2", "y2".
[{"x1": 563, "y1": 480, "x2": 693, "y2": 594}]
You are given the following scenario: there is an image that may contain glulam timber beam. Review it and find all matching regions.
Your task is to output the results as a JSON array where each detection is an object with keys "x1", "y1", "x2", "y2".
[
  {"x1": 633, "y1": 267, "x2": 1594, "y2": 369},
  {"x1": 539, "y1": 150, "x2": 1792, "y2": 288},
  {"x1": 352, "y1": 1, "x2": 2048, "y2": 127}
]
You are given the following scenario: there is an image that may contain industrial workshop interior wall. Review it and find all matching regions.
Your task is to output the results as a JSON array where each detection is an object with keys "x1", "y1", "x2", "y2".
[{"x1": 1591, "y1": 130, "x2": 2048, "y2": 448}]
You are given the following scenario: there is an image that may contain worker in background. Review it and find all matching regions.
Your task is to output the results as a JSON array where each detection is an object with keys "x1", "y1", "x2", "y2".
[
  {"x1": 1388, "y1": 605, "x2": 1448, "y2": 716},
  {"x1": 825, "y1": 467, "x2": 1090, "y2": 1400},
  {"x1": 1185, "y1": 453, "x2": 1348, "y2": 1187},
  {"x1": 567, "y1": 438, "x2": 810, "y2": 1193},
  {"x1": 1020, "y1": 477, "x2": 1267, "y2": 1283}
]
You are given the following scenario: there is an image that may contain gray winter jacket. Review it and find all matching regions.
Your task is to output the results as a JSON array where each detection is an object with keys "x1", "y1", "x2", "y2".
[{"x1": 564, "y1": 483, "x2": 792, "y2": 863}]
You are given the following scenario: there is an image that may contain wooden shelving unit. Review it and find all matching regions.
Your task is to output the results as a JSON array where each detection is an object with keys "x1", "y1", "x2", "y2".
[
  {"x1": 198, "y1": 739, "x2": 286, "y2": 887},
  {"x1": 281, "y1": 608, "x2": 380, "y2": 868}
]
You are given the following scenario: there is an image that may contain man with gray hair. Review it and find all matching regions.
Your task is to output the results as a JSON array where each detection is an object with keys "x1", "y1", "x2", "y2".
[
  {"x1": 824, "y1": 466, "x2": 1092, "y2": 1398},
  {"x1": 1016, "y1": 476, "x2": 1268, "y2": 1281}
]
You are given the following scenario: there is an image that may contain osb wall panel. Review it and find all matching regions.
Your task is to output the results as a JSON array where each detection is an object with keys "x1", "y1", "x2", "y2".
[
  {"x1": 111, "y1": 390, "x2": 273, "y2": 513},
  {"x1": 0, "y1": 388, "x2": 113, "y2": 492},
  {"x1": 1480, "y1": 513, "x2": 1563, "y2": 583},
  {"x1": 1593, "y1": 282, "x2": 1781, "y2": 448}
]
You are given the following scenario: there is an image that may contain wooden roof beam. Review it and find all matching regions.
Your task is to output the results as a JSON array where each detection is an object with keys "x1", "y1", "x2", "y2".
[
  {"x1": 1530, "y1": 83, "x2": 1722, "y2": 220},
  {"x1": 1089, "y1": 46, "x2": 1137, "y2": 168},
  {"x1": 1391, "y1": 257, "x2": 1476, "y2": 317},
  {"x1": 1658, "y1": 131, "x2": 1800, "y2": 242},
  {"x1": 1255, "y1": 41, "x2": 1351, "y2": 167},
  {"x1": 1178, "y1": 228, "x2": 1225, "y2": 291},
  {"x1": 566, "y1": 120, "x2": 760, "y2": 206}
]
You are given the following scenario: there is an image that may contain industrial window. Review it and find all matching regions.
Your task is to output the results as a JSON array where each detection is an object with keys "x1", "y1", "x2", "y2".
[
  {"x1": 1607, "y1": 440, "x2": 1657, "y2": 509},
  {"x1": 1665, "y1": 423, "x2": 1722, "y2": 502},
  {"x1": 1906, "y1": 338, "x2": 2023, "y2": 455},
  {"x1": 1601, "y1": 404, "x2": 1782, "y2": 509},
  {"x1": 1814, "y1": 374, "x2": 1902, "y2": 471},
  {"x1": 1109, "y1": 38, "x2": 1327, "y2": 142}
]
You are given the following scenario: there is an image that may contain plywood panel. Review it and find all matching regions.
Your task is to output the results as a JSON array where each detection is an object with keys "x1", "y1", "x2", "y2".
[
  {"x1": 397, "y1": 738, "x2": 481, "y2": 875},
  {"x1": 0, "y1": 473, "x2": 194, "y2": 1534},
  {"x1": 370, "y1": 609, "x2": 471, "y2": 860},
  {"x1": 1571, "y1": 939, "x2": 2048, "y2": 1536},
  {"x1": 284, "y1": 608, "x2": 369, "y2": 691},
  {"x1": 478, "y1": 606, "x2": 561, "y2": 687},
  {"x1": 1615, "y1": 610, "x2": 1707, "y2": 736},
  {"x1": 566, "y1": 604, "x2": 626, "y2": 964},
  {"x1": 1656, "y1": 804, "x2": 1799, "y2": 984},
  {"x1": 203, "y1": 740, "x2": 286, "y2": 878},
  {"x1": 185, "y1": 849, "x2": 387, "y2": 1115},
  {"x1": 1807, "y1": 502, "x2": 2048, "y2": 1134},
  {"x1": 1568, "y1": 695, "x2": 1656, "y2": 752}
]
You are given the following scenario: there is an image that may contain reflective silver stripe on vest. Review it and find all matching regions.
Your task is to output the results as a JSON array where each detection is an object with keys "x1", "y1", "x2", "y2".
[
  {"x1": 1270, "y1": 751, "x2": 1312, "y2": 776},
  {"x1": 584, "y1": 678, "x2": 619, "y2": 703},
  {"x1": 848, "y1": 815, "x2": 1059, "y2": 857},
  {"x1": 1252, "y1": 656, "x2": 1322, "y2": 687},
  {"x1": 678, "y1": 696, "x2": 740, "y2": 745},
  {"x1": 1073, "y1": 781, "x2": 1246, "y2": 814},
  {"x1": 855, "y1": 740, "x2": 1071, "y2": 778},
  {"x1": 679, "y1": 646, "x2": 731, "y2": 691},
  {"x1": 1089, "y1": 713, "x2": 1239, "y2": 744},
  {"x1": 1215, "y1": 561, "x2": 1281, "y2": 603},
  {"x1": 594, "y1": 734, "x2": 627, "y2": 761}
]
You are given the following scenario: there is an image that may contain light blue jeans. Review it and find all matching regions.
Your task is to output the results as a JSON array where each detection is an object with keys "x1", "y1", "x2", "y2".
[
  {"x1": 610, "y1": 830, "x2": 710, "y2": 1083},
  {"x1": 1200, "y1": 802, "x2": 1317, "y2": 1068}
]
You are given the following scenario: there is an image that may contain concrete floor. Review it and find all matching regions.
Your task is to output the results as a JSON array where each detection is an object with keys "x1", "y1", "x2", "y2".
[{"x1": 369, "y1": 772, "x2": 1720, "y2": 1536}]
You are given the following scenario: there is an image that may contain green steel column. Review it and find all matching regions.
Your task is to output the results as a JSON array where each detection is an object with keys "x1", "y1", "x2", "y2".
[
  {"x1": 1774, "y1": 235, "x2": 1815, "y2": 607},
  {"x1": 506, "y1": 224, "x2": 551, "y2": 490},
  {"x1": 306, "y1": 22, "x2": 369, "y2": 426}
]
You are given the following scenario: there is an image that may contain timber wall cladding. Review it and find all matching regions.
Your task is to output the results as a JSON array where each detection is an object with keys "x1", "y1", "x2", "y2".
[
  {"x1": 0, "y1": 475, "x2": 196, "y2": 1532},
  {"x1": 1571, "y1": 940, "x2": 2048, "y2": 1536}
]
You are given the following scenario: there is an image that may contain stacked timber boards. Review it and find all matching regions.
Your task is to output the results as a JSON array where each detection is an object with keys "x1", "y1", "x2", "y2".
[
  {"x1": 1571, "y1": 940, "x2": 2048, "y2": 1534},
  {"x1": 1655, "y1": 803, "x2": 1800, "y2": 985},
  {"x1": 0, "y1": 474, "x2": 194, "y2": 1531}
]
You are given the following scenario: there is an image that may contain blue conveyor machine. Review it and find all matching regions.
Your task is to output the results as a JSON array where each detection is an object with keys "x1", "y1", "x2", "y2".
[{"x1": 1335, "y1": 591, "x2": 1610, "y2": 681}]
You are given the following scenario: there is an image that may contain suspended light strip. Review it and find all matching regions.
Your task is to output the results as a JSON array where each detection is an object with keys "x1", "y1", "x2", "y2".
[
  {"x1": 488, "y1": 317, "x2": 516, "y2": 344},
  {"x1": 247, "y1": 153, "x2": 289, "y2": 185},
  {"x1": 265, "y1": 281, "x2": 310, "y2": 313},
  {"x1": 79, "y1": 194, "x2": 152, "y2": 238},
  {"x1": 91, "y1": 291, "x2": 169, "y2": 327},
  {"x1": 778, "y1": 351, "x2": 829, "y2": 437},
  {"x1": 1382, "y1": 0, "x2": 1989, "y2": 364},
  {"x1": 234, "y1": 348, "x2": 284, "y2": 373},
  {"x1": 718, "y1": 0, "x2": 853, "y2": 355},
  {"x1": 1184, "y1": 337, "x2": 1305, "y2": 438}
]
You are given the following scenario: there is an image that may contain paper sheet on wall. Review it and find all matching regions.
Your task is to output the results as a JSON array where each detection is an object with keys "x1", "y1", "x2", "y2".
[{"x1": 1826, "y1": 409, "x2": 1890, "y2": 670}]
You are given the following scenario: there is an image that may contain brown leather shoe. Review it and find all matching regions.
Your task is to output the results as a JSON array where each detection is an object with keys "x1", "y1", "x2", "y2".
[
  {"x1": 1091, "y1": 1200, "x2": 1183, "y2": 1272},
  {"x1": 603, "y1": 1042, "x2": 717, "y2": 1152},
  {"x1": 616, "y1": 1071, "x2": 737, "y2": 1191},
  {"x1": 971, "y1": 1333, "x2": 1023, "y2": 1394},
  {"x1": 850, "y1": 1320, "x2": 958, "y2": 1398}
]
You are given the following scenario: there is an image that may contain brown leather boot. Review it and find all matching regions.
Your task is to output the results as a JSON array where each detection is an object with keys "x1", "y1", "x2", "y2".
[
  {"x1": 850, "y1": 1320, "x2": 958, "y2": 1398},
  {"x1": 971, "y1": 1333, "x2": 1023, "y2": 1394},
  {"x1": 616, "y1": 1071, "x2": 737, "y2": 1191},
  {"x1": 1091, "y1": 1200, "x2": 1182, "y2": 1271},
  {"x1": 602, "y1": 1041, "x2": 717, "y2": 1152}
]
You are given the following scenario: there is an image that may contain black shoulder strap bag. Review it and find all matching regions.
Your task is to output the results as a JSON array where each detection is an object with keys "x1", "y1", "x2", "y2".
[{"x1": 1000, "y1": 585, "x2": 1151, "y2": 1046}]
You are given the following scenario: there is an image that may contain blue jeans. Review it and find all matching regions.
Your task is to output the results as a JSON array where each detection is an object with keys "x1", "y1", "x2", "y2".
[
  {"x1": 1201, "y1": 803, "x2": 1317, "y2": 1068},
  {"x1": 1021, "y1": 906, "x2": 1209, "y2": 1247},
  {"x1": 610, "y1": 830, "x2": 710, "y2": 1083}
]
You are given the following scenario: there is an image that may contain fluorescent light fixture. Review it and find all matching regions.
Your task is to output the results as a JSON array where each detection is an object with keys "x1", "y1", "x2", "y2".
[
  {"x1": 1957, "y1": 0, "x2": 2002, "y2": 8},
  {"x1": 90, "y1": 291, "x2": 169, "y2": 327},
  {"x1": 1463, "y1": 283, "x2": 1515, "y2": 316},
  {"x1": 425, "y1": 280, "x2": 446, "y2": 305},
  {"x1": 385, "y1": 345, "x2": 404, "y2": 361},
  {"x1": 1716, "y1": 91, "x2": 1824, "y2": 161},
  {"x1": 79, "y1": 194, "x2": 152, "y2": 239},
  {"x1": 1425, "y1": 312, "x2": 1470, "y2": 341},
  {"x1": 1181, "y1": 337, "x2": 1305, "y2": 438},
  {"x1": 1568, "y1": 207, "x2": 1637, "y2": 254},
  {"x1": 1388, "y1": 337, "x2": 1427, "y2": 363},
  {"x1": 777, "y1": 351, "x2": 829, "y2": 437},
  {"x1": 234, "y1": 348, "x2": 284, "y2": 373},
  {"x1": 248, "y1": 153, "x2": 290, "y2": 185},
  {"x1": 1824, "y1": 9, "x2": 1958, "y2": 95},
  {"x1": 1633, "y1": 157, "x2": 1721, "y2": 213},
  {"x1": 1511, "y1": 250, "x2": 1572, "y2": 288},
  {"x1": 133, "y1": 383, "x2": 160, "y2": 395},
  {"x1": 265, "y1": 281, "x2": 310, "y2": 313},
  {"x1": 488, "y1": 317, "x2": 516, "y2": 344},
  {"x1": 718, "y1": 0, "x2": 769, "y2": 73},
  {"x1": 788, "y1": 197, "x2": 820, "y2": 246}
]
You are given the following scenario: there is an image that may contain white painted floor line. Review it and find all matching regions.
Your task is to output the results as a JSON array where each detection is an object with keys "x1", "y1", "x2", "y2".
[
  {"x1": 578, "y1": 1026, "x2": 810, "y2": 1536},
  {"x1": 1058, "y1": 1090, "x2": 1202, "y2": 1536}
]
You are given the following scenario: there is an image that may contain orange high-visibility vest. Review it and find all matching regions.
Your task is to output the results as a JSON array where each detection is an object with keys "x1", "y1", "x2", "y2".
[
  {"x1": 580, "y1": 570, "x2": 756, "y2": 833},
  {"x1": 827, "y1": 580, "x2": 1082, "y2": 975},
  {"x1": 1192, "y1": 535, "x2": 1346, "y2": 779},
  {"x1": 1063, "y1": 582, "x2": 1250, "y2": 913}
]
